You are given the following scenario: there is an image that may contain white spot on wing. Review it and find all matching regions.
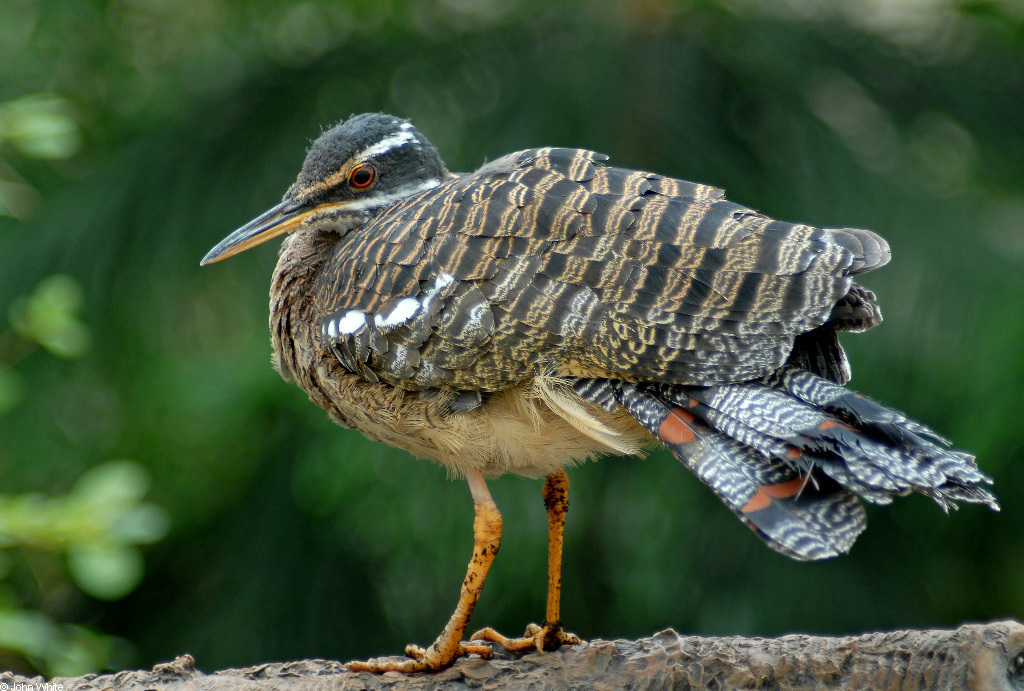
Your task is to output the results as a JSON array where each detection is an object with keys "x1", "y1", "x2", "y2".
[
  {"x1": 374, "y1": 297, "x2": 421, "y2": 330},
  {"x1": 327, "y1": 319, "x2": 338, "y2": 339},
  {"x1": 416, "y1": 272, "x2": 457, "y2": 313},
  {"x1": 466, "y1": 302, "x2": 485, "y2": 330},
  {"x1": 337, "y1": 310, "x2": 366, "y2": 334}
]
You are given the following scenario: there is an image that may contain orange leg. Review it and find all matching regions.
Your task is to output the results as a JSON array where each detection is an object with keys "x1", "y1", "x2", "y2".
[
  {"x1": 471, "y1": 469, "x2": 581, "y2": 653},
  {"x1": 345, "y1": 468, "x2": 500, "y2": 672}
]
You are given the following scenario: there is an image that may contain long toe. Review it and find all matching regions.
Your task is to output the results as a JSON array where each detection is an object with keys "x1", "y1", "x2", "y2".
[
  {"x1": 472, "y1": 622, "x2": 582, "y2": 655},
  {"x1": 345, "y1": 641, "x2": 493, "y2": 673}
]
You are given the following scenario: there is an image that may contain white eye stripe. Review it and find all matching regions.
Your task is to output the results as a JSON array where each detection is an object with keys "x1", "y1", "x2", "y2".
[
  {"x1": 341, "y1": 178, "x2": 441, "y2": 213},
  {"x1": 356, "y1": 130, "x2": 418, "y2": 160}
]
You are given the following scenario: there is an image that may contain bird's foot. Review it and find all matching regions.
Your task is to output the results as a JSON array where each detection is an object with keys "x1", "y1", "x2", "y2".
[
  {"x1": 345, "y1": 640, "x2": 493, "y2": 673},
  {"x1": 471, "y1": 620, "x2": 581, "y2": 654}
]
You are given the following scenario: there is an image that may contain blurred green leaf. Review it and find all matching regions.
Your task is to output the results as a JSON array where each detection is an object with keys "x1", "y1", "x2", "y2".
[
  {"x1": 0, "y1": 460, "x2": 164, "y2": 672},
  {"x1": 0, "y1": 608, "x2": 53, "y2": 658},
  {"x1": 0, "y1": 494, "x2": 60, "y2": 549},
  {"x1": 0, "y1": 607, "x2": 114, "y2": 677},
  {"x1": 45, "y1": 624, "x2": 114, "y2": 678},
  {"x1": 67, "y1": 544, "x2": 144, "y2": 601},
  {"x1": 0, "y1": 94, "x2": 81, "y2": 160},
  {"x1": 109, "y1": 505, "x2": 171, "y2": 545},
  {"x1": 8, "y1": 274, "x2": 91, "y2": 359},
  {"x1": 70, "y1": 460, "x2": 150, "y2": 511},
  {"x1": 33, "y1": 274, "x2": 83, "y2": 314},
  {"x1": 0, "y1": 461, "x2": 169, "y2": 551}
]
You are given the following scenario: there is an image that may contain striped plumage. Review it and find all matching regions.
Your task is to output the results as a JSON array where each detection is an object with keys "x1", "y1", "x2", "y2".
[
  {"x1": 315, "y1": 145, "x2": 885, "y2": 391},
  {"x1": 202, "y1": 113, "x2": 997, "y2": 670}
]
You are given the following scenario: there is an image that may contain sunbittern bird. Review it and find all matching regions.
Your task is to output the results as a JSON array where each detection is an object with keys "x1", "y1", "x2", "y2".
[{"x1": 202, "y1": 113, "x2": 998, "y2": 672}]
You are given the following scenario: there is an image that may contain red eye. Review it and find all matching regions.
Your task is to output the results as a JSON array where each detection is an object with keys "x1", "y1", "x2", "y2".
[{"x1": 349, "y1": 164, "x2": 376, "y2": 189}]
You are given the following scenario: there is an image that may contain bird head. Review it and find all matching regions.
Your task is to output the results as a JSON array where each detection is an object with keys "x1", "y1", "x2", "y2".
[{"x1": 201, "y1": 113, "x2": 448, "y2": 265}]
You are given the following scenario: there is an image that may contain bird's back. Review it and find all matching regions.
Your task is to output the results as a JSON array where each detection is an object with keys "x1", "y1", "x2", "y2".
[{"x1": 314, "y1": 147, "x2": 888, "y2": 394}]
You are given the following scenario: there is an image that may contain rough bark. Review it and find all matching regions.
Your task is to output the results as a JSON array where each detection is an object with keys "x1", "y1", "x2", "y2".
[{"x1": 5, "y1": 620, "x2": 1023, "y2": 690}]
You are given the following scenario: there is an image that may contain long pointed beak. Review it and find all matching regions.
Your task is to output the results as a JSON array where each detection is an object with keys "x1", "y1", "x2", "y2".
[{"x1": 201, "y1": 199, "x2": 311, "y2": 265}]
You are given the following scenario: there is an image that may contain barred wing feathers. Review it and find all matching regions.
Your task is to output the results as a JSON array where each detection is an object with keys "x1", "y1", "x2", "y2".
[{"x1": 314, "y1": 147, "x2": 889, "y2": 391}]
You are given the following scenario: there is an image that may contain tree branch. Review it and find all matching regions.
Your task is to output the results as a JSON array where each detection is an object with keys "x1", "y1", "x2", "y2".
[{"x1": 6, "y1": 620, "x2": 1023, "y2": 690}]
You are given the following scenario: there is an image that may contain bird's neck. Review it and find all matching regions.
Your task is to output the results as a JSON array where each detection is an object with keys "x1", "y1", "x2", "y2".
[{"x1": 269, "y1": 228, "x2": 340, "y2": 386}]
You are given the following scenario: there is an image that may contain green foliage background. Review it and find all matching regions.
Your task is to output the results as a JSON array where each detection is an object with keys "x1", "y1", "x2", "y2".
[{"x1": 1, "y1": 0, "x2": 1022, "y2": 675}]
